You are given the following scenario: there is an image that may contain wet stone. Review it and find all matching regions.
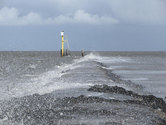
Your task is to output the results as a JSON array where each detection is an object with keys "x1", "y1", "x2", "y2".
[
  {"x1": 0, "y1": 92, "x2": 166, "y2": 125},
  {"x1": 88, "y1": 84, "x2": 166, "y2": 114}
]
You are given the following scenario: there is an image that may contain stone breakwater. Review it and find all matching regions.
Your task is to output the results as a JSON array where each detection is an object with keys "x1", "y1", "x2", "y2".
[
  {"x1": 88, "y1": 85, "x2": 166, "y2": 113},
  {"x1": 0, "y1": 85, "x2": 166, "y2": 125},
  {"x1": 0, "y1": 60, "x2": 166, "y2": 125}
]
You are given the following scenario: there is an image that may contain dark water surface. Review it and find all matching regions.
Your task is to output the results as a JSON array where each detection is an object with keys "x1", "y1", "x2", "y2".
[{"x1": 0, "y1": 51, "x2": 166, "y2": 125}]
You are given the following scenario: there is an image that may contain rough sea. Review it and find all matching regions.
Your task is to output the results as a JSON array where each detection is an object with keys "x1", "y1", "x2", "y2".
[{"x1": 0, "y1": 51, "x2": 166, "y2": 125}]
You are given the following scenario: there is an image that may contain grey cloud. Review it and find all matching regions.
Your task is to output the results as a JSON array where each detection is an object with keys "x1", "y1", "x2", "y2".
[
  {"x1": 109, "y1": 0, "x2": 166, "y2": 25},
  {"x1": 2, "y1": 0, "x2": 166, "y2": 25},
  {"x1": 0, "y1": 7, "x2": 119, "y2": 25}
]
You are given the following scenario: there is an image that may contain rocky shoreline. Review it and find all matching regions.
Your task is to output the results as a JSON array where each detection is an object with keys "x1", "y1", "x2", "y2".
[
  {"x1": 0, "y1": 84, "x2": 166, "y2": 125},
  {"x1": 88, "y1": 85, "x2": 166, "y2": 113}
]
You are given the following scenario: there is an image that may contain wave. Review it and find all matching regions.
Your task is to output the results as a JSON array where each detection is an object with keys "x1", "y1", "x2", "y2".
[
  {"x1": 5, "y1": 52, "x2": 143, "y2": 100},
  {"x1": 5, "y1": 53, "x2": 101, "y2": 98}
]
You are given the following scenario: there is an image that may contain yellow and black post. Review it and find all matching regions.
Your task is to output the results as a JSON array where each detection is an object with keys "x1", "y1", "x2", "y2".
[{"x1": 61, "y1": 31, "x2": 64, "y2": 56}]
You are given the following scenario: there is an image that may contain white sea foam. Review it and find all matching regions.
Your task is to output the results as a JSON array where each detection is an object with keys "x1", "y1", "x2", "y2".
[
  {"x1": 75, "y1": 53, "x2": 102, "y2": 63},
  {"x1": 1, "y1": 52, "x2": 166, "y2": 103},
  {"x1": 99, "y1": 57, "x2": 131, "y2": 64},
  {"x1": 28, "y1": 64, "x2": 36, "y2": 69},
  {"x1": 8, "y1": 53, "x2": 101, "y2": 98},
  {"x1": 123, "y1": 77, "x2": 149, "y2": 81},
  {"x1": 115, "y1": 70, "x2": 166, "y2": 74},
  {"x1": 4, "y1": 52, "x2": 152, "y2": 99}
]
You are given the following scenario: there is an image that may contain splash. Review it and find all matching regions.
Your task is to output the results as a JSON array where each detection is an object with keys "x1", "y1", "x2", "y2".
[{"x1": 8, "y1": 53, "x2": 102, "y2": 98}]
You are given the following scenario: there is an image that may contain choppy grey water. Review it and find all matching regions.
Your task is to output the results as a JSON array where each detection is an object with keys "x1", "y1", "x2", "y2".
[
  {"x1": 98, "y1": 52, "x2": 166, "y2": 99},
  {"x1": 0, "y1": 51, "x2": 166, "y2": 124}
]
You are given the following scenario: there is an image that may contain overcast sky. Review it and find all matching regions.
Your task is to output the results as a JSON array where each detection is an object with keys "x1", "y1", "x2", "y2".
[{"x1": 0, "y1": 0, "x2": 166, "y2": 51}]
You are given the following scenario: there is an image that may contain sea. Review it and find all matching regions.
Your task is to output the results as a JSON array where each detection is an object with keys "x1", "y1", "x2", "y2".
[{"x1": 0, "y1": 51, "x2": 166, "y2": 125}]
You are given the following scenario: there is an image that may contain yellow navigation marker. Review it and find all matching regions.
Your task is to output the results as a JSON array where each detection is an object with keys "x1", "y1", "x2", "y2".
[{"x1": 61, "y1": 31, "x2": 64, "y2": 56}]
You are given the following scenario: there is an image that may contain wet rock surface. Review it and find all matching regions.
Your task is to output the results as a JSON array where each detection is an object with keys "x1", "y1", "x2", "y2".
[
  {"x1": 88, "y1": 85, "x2": 166, "y2": 113},
  {"x1": 0, "y1": 91, "x2": 166, "y2": 125},
  {"x1": 0, "y1": 61, "x2": 166, "y2": 125}
]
